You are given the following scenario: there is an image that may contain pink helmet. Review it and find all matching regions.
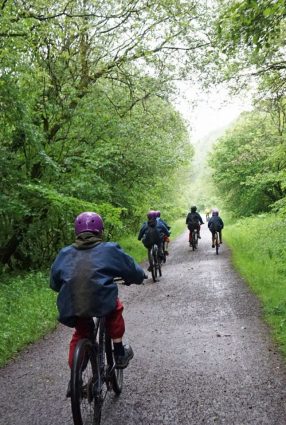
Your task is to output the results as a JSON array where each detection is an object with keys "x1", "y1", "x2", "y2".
[
  {"x1": 147, "y1": 210, "x2": 157, "y2": 220},
  {"x1": 74, "y1": 212, "x2": 104, "y2": 235}
]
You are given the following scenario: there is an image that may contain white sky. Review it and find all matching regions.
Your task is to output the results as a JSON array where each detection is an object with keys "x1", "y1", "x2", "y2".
[{"x1": 174, "y1": 83, "x2": 253, "y2": 141}]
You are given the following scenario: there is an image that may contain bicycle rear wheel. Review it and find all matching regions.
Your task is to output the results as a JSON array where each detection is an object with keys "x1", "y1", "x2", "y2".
[
  {"x1": 158, "y1": 261, "x2": 162, "y2": 277},
  {"x1": 148, "y1": 249, "x2": 156, "y2": 282},
  {"x1": 162, "y1": 240, "x2": 167, "y2": 263},
  {"x1": 71, "y1": 338, "x2": 100, "y2": 425},
  {"x1": 215, "y1": 232, "x2": 219, "y2": 255},
  {"x1": 191, "y1": 231, "x2": 196, "y2": 251},
  {"x1": 105, "y1": 336, "x2": 123, "y2": 394},
  {"x1": 194, "y1": 230, "x2": 198, "y2": 249},
  {"x1": 153, "y1": 246, "x2": 159, "y2": 280}
]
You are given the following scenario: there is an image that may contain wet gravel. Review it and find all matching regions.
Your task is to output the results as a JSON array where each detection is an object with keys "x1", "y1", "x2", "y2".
[{"x1": 1, "y1": 227, "x2": 286, "y2": 425}]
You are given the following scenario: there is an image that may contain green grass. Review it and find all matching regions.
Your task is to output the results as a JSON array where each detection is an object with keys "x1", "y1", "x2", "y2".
[
  {"x1": 224, "y1": 214, "x2": 286, "y2": 355},
  {"x1": 0, "y1": 218, "x2": 186, "y2": 366},
  {"x1": 0, "y1": 272, "x2": 57, "y2": 367}
]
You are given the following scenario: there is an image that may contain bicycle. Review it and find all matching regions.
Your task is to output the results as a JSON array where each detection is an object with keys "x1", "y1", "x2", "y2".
[
  {"x1": 214, "y1": 231, "x2": 220, "y2": 255},
  {"x1": 70, "y1": 316, "x2": 123, "y2": 425},
  {"x1": 148, "y1": 244, "x2": 162, "y2": 282},
  {"x1": 189, "y1": 228, "x2": 198, "y2": 251}
]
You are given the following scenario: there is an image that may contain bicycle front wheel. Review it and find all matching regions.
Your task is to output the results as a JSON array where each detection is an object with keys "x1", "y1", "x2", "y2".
[
  {"x1": 71, "y1": 338, "x2": 100, "y2": 425},
  {"x1": 105, "y1": 336, "x2": 123, "y2": 394}
]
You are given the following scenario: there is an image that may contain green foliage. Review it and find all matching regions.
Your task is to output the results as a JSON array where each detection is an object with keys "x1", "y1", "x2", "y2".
[
  {"x1": 0, "y1": 1, "x2": 196, "y2": 270},
  {"x1": 0, "y1": 272, "x2": 57, "y2": 367},
  {"x1": 224, "y1": 214, "x2": 286, "y2": 355},
  {"x1": 209, "y1": 107, "x2": 286, "y2": 216},
  {"x1": 217, "y1": 0, "x2": 286, "y2": 54},
  {"x1": 207, "y1": 1, "x2": 286, "y2": 100}
]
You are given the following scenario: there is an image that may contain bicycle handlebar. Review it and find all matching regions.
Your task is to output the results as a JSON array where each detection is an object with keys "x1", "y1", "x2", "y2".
[{"x1": 114, "y1": 275, "x2": 148, "y2": 285}]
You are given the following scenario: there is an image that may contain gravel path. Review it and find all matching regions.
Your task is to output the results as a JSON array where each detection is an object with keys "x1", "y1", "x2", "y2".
[{"x1": 1, "y1": 226, "x2": 286, "y2": 425}]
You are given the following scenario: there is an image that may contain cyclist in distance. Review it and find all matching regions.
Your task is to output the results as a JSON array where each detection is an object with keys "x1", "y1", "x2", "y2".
[
  {"x1": 156, "y1": 210, "x2": 171, "y2": 231},
  {"x1": 138, "y1": 210, "x2": 170, "y2": 262},
  {"x1": 205, "y1": 207, "x2": 211, "y2": 222},
  {"x1": 208, "y1": 208, "x2": 224, "y2": 247},
  {"x1": 156, "y1": 210, "x2": 171, "y2": 256},
  {"x1": 50, "y1": 212, "x2": 145, "y2": 395},
  {"x1": 186, "y1": 206, "x2": 204, "y2": 240}
]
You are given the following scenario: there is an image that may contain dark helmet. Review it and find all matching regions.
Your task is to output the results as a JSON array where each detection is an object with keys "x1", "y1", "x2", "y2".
[
  {"x1": 147, "y1": 210, "x2": 157, "y2": 220},
  {"x1": 156, "y1": 210, "x2": 161, "y2": 217},
  {"x1": 74, "y1": 212, "x2": 104, "y2": 235},
  {"x1": 191, "y1": 206, "x2": 197, "y2": 212}
]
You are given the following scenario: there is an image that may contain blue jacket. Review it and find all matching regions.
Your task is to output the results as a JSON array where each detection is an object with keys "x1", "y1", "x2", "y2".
[
  {"x1": 157, "y1": 217, "x2": 171, "y2": 231},
  {"x1": 50, "y1": 242, "x2": 145, "y2": 327},
  {"x1": 138, "y1": 220, "x2": 170, "y2": 241}
]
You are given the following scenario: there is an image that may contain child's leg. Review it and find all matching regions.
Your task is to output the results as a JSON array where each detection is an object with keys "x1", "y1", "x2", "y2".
[
  {"x1": 68, "y1": 317, "x2": 94, "y2": 368},
  {"x1": 164, "y1": 236, "x2": 169, "y2": 254},
  {"x1": 106, "y1": 298, "x2": 134, "y2": 368},
  {"x1": 105, "y1": 298, "x2": 125, "y2": 342},
  {"x1": 219, "y1": 230, "x2": 222, "y2": 243}
]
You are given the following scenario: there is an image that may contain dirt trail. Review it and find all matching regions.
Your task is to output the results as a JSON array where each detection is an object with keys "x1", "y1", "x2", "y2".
[{"x1": 1, "y1": 226, "x2": 286, "y2": 425}]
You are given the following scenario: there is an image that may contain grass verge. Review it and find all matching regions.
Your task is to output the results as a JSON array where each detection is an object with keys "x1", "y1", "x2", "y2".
[
  {"x1": 224, "y1": 214, "x2": 286, "y2": 355},
  {"x1": 0, "y1": 272, "x2": 57, "y2": 367}
]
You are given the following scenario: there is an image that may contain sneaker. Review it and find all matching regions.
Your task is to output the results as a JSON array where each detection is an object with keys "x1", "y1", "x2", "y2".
[
  {"x1": 115, "y1": 345, "x2": 134, "y2": 369},
  {"x1": 66, "y1": 380, "x2": 71, "y2": 398},
  {"x1": 147, "y1": 266, "x2": 152, "y2": 272},
  {"x1": 164, "y1": 251, "x2": 169, "y2": 256},
  {"x1": 212, "y1": 244, "x2": 215, "y2": 248},
  {"x1": 198, "y1": 235, "x2": 201, "y2": 239},
  {"x1": 220, "y1": 241, "x2": 223, "y2": 244}
]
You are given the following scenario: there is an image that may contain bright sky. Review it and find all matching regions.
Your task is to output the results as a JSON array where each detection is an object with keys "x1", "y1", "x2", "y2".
[{"x1": 174, "y1": 82, "x2": 253, "y2": 142}]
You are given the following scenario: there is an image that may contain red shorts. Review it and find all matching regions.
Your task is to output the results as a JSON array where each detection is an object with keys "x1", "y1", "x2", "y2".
[{"x1": 68, "y1": 298, "x2": 125, "y2": 368}]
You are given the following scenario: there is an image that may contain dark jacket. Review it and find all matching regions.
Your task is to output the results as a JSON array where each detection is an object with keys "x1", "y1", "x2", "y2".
[
  {"x1": 50, "y1": 241, "x2": 145, "y2": 327},
  {"x1": 208, "y1": 216, "x2": 224, "y2": 232},
  {"x1": 186, "y1": 212, "x2": 204, "y2": 227},
  {"x1": 138, "y1": 219, "x2": 170, "y2": 241}
]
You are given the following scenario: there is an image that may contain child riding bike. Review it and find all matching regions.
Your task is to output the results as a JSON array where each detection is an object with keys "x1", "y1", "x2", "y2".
[
  {"x1": 205, "y1": 208, "x2": 211, "y2": 222},
  {"x1": 185, "y1": 206, "x2": 204, "y2": 242},
  {"x1": 50, "y1": 212, "x2": 145, "y2": 396},
  {"x1": 138, "y1": 210, "x2": 170, "y2": 265},
  {"x1": 155, "y1": 210, "x2": 171, "y2": 256},
  {"x1": 208, "y1": 208, "x2": 224, "y2": 247}
]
